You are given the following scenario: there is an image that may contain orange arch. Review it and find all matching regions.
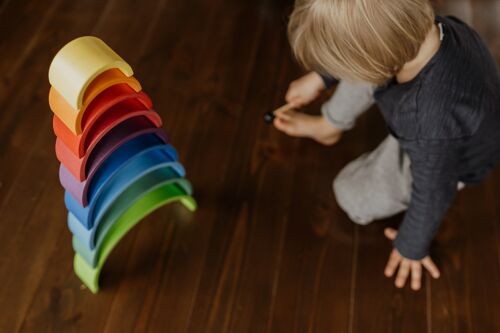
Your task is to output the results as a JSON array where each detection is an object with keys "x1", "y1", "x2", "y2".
[{"x1": 53, "y1": 85, "x2": 153, "y2": 158}]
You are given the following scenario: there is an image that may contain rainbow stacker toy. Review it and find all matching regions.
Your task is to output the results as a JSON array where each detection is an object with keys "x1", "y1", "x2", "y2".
[{"x1": 48, "y1": 36, "x2": 197, "y2": 293}]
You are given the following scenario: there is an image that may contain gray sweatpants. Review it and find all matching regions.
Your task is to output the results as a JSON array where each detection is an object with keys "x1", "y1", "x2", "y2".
[{"x1": 322, "y1": 81, "x2": 413, "y2": 224}]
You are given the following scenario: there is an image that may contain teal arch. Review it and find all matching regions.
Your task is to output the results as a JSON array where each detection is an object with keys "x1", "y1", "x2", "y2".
[{"x1": 68, "y1": 164, "x2": 189, "y2": 253}]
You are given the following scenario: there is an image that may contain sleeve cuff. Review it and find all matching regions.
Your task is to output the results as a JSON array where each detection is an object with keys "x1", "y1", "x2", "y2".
[
  {"x1": 393, "y1": 234, "x2": 429, "y2": 261},
  {"x1": 321, "y1": 103, "x2": 355, "y2": 130},
  {"x1": 319, "y1": 73, "x2": 339, "y2": 89}
]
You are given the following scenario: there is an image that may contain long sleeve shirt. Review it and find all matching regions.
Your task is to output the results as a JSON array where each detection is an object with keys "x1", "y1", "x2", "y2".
[{"x1": 321, "y1": 16, "x2": 500, "y2": 260}]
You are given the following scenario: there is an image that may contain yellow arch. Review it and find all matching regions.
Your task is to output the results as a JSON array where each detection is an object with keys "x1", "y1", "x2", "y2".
[
  {"x1": 48, "y1": 36, "x2": 133, "y2": 111},
  {"x1": 48, "y1": 69, "x2": 141, "y2": 135}
]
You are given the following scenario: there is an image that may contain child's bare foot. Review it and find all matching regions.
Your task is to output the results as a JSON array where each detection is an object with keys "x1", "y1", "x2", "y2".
[{"x1": 273, "y1": 109, "x2": 342, "y2": 145}]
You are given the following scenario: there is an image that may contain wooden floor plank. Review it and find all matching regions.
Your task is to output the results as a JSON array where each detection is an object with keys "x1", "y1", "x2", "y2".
[
  {"x1": 14, "y1": 0, "x2": 182, "y2": 331},
  {"x1": 0, "y1": 0, "x2": 11, "y2": 17},
  {"x1": 0, "y1": 0, "x2": 61, "y2": 87},
  {"x1": 458, "y1": 186, "x2": 500, "y2": 333},
  {"x1": 266, "y1": 140, "x2": 357, "y2": 333},
  {"x1": 346, "y1": 109, "x2": 429, "y2": 333},
  {"x1": 0, "y1": 0, "x2": 498, "y2": 332},
  {"x1": 429, "y1": 2, "x2": 500, "y2": 332},
  {"x1": 133, "y1": 1, "x2": 272, "y2": 331},
  {"x1": 0, "y1": 1, "x2": 112, "y2": 331},
  {"x1": 433, "y1": 0, "x2": 474, "y2": 24}
]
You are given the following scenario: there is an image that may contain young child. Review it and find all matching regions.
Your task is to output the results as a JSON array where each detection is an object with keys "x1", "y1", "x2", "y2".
[{"x1": 274, "y1": 0, "x2": 500, "y2": 290}]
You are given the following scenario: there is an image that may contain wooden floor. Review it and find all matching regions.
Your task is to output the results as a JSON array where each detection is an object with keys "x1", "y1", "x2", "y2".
[{"x1": 0, "y1": 0, "x2": 499, "y2": 332}]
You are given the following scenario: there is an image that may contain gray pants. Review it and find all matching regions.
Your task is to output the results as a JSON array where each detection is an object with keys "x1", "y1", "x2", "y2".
[
  {"x1": 323, "y1": 81, "x2": 464, "y2": 224},
  {"x1": 322, "y1": 81, "x2": 413, "y2": 224},
  {"x1": 333, "y1": 135, "x2": 413, "y2": 224}
]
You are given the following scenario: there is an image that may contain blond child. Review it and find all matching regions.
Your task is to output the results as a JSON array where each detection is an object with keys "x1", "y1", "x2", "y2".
[{"x1": 274, "y1": 0, "x2": 500, "y2": 290}]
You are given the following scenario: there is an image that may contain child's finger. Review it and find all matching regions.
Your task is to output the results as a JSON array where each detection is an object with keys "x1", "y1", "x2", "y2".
[
  {"x1": 274, "y1": 110, "x2": 293, "y2": 122},
  {"x1": 274, "y1": 103, "x2": 295, "y2": 114},
  {"x1": 384, "y1": 228, "x2": 398, "y2": 240},
  {"x1": 384, "y1": 250, "x2": 401, "y2": 277},
  {"x1": 395, "y1": 260, "x2": 410, "y2": 288},
  {"x1": 285, "y1": 91, "x2": 299, "y2": 104},
  {"x1": 410, "y1": 262, "x2": 422, "y2": 290},
  {"x1": 275, "y1": 108, "x2": 300, "y2": 124},
  {"x1": 287, "y1": 97, "x2": 303, "y2": 108},
  {"x1": 422, "y1": 257, "x2": 440, "y2": 279},
  {"x1": 273, "y1": 117, "x2": 293, "y2": 135},
  {"x1": 273, "y1": 117, "x2": 287, "y2": 130}
]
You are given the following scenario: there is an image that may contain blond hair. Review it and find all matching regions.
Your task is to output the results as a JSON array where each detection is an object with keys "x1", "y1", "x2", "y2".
[{"x1": 288, "y1": 0, "x2": 435, "y2": 84}]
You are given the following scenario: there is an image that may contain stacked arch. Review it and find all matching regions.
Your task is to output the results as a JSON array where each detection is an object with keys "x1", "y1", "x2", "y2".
[{"x1": 48, "y1": 36, "x2": 197, "y2": 293}]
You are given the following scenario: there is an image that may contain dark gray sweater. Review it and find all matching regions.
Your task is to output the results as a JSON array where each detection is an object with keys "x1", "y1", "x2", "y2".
[{"x1": 323, "y1": 16, "x2": 500, "y2": 260}]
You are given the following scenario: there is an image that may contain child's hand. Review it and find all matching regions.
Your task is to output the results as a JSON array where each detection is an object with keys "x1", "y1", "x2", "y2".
[
  {"x1": 273, "y1": 110, "x2": 342, "y2": 146},
  {"x1": 383, "y1": 228, "x2": 440, "y2": 290},
  {"x1": 285, "y1": 72, "x2": 325, "y2": 108}
]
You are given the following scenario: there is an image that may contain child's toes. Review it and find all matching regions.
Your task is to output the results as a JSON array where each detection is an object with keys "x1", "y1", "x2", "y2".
[
  {"x1": 283, "y1": 109, "x2": 302, "y2": 119},
  {"x1": 275, "y1": 109, "x2": 294, "y2": 121},
  {"x1": 273, "y1": 117, "x2": 293, "y2": 134},
  {"x1": 275, "y1": 118, "x2": 300, "y2": 136}
]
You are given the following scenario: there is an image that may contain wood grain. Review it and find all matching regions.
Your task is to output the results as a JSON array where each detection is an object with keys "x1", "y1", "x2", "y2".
[{"x1": 0, "y1": 0, "x2": 498, "y2": 332}]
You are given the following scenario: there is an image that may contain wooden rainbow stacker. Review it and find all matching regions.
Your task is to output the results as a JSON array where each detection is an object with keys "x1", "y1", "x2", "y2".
[{"x1": 48, "y1": 36, "x2": 197, "y2": 293}]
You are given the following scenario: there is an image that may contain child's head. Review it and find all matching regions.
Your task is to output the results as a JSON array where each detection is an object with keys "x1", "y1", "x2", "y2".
[{"x1": 288, "y1": 0, "x2": 435, "y2": 84}]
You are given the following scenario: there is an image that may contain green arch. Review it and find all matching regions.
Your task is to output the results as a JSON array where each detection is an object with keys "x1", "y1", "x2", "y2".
[{"x1": 73, "y1": 182, "x2": 197, "y2": 293}]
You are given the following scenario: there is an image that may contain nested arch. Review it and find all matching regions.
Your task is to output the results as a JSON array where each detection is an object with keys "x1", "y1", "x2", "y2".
[
  {"x1": 49, "y1": 36, "x2": 134, "y2": 112},
  {"x1": 73, "y1": 181, "x2": 197, "y2": 293}
]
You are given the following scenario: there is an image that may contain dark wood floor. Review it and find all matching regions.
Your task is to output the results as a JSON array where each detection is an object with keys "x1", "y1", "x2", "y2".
[{"x1": 0, "y1": 0, "x2": 499, "y2": 332}]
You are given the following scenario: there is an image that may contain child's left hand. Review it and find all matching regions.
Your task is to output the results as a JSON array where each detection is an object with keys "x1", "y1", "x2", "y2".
[{"x1": 383, "y1": 228, "x2": 440, "y2": 290}]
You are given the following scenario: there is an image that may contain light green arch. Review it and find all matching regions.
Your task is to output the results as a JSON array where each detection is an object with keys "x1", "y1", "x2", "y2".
[{"x1": 73, "y1": 182, "x2": 197, "y2": 293}]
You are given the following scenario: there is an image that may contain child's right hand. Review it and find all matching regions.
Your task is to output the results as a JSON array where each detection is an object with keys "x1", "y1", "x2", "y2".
[
  {"x1": 273, "y1": 110, "x2": 342, "y2": 146},
  {"x1": 285, "y1": 72, "x2": 325, "y2": 108}
]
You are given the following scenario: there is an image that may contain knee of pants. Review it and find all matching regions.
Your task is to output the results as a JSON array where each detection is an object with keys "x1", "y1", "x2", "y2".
[{"x1": 333, "y1": 176, "x2": 374, "y2": 226}]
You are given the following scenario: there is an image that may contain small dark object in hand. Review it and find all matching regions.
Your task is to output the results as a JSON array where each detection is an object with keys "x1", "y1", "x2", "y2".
[{"x1": 264, "y1": 111, "x2": 275, "y2": 124}]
